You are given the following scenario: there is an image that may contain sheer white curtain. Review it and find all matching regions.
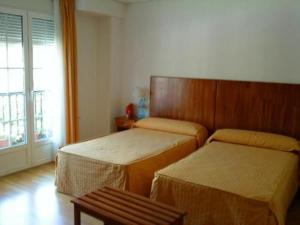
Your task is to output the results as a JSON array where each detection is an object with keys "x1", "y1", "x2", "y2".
[{"x1": 51, "y1": 0, "x2": 66, "y2": 156}]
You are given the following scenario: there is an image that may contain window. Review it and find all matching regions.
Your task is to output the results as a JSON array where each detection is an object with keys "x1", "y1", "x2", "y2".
[
  {"x1": 0, "y1": 12, "x2": 26, "y2": 148},
  {"x1": 0, "y1": 9, "x2": 55, "y2": 150}
]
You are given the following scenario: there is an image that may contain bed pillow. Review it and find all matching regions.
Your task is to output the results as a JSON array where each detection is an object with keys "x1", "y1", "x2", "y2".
[
  {"x1": 134, "y1": 117, "x2": 208, "y2": 146},
  {"x1": 207, "y1": 129, "x2": 300, "y2": 152}
]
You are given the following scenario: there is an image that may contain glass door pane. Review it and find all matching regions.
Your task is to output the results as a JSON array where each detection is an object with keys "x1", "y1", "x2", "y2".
[
  {"x1": 31, "y1": 18, "x2": 55, "y2": 142},
  {"x1": 0, "y1": 12, "x2": 26, "y2": 149}
]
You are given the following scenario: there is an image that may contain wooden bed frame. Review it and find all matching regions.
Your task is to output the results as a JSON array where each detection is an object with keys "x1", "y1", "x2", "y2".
[{"x1": 150, "y1": 76, "x2": 300, "y2": 139}]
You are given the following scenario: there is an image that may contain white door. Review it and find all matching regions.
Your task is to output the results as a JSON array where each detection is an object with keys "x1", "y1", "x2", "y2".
[
  {"x1": 29, "y1": 14, "x2": 55, "y2": 165},
  {"x1": 0, "y1": 8, "x2": 55, "y2": 175}
]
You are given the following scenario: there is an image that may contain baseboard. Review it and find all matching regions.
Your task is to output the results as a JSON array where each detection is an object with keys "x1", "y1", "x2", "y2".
[
  {"x1": 0, "y1": 165, "x2": 30, "y2": 177},
  {"x1": 0, "y1": 159, "x2": 53, "y2": 177},
  {"x1": 31, "y1": 158, "x2": 53, "y2": 167}
]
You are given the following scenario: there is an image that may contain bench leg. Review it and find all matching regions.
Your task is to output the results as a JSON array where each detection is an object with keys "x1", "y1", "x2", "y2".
[{"x1": 74, "y1": 206, "x2": 81, "y2": 225}]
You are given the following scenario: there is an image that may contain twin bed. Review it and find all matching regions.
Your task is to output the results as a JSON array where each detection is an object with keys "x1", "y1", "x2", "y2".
[
  {"x1": 56, "y1": 77, "x2": 300, "y2": 225},
  {"x1": 55, "y1": 117, "x2": 208, "y2": 197},
  {"x1": 151, "y1": 129, "x2": 300, "y2": 225}
]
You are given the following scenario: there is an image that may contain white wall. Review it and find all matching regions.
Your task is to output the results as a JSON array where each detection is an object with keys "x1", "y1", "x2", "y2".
[
  {"x1": 77, "y1": 12, "x2": 108, "y2": 140},
  {"x1": 121, "y1": 0, "x2": 300, "y2": 107},
  {"x1": 76, "y1": 0, "x2": 125, "y2": 18},
  {"x1": 76, "y1": 11, "x2": 122, "y2": 140},
  {"x1": 0, "y1": 0, "x2": 53, "y2": 14},
  {"x1": 76, "y1": 0, "x2": 300, "y2": 137},
  {"x1": 109, "y1": 17, "x2": 123, "y2": 129}
]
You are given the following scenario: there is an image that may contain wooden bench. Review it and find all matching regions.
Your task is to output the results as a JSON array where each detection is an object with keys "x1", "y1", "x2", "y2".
[{"x1": 71, "y1": 186, "x2": 186, "y2": 225}]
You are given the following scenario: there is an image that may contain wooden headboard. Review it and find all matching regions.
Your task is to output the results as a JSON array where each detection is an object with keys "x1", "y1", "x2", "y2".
[
  {"x1": 150, "y1": 76, "x2": 216, "y2": 132},
  {"x1": 215, "y1": 80, "x2": 300, "y2": 139},
  {"x1": 150, "y1": 76, "x2": 300, "y2": 139}
]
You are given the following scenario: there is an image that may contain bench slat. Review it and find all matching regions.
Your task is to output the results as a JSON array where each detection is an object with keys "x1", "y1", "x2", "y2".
[
  {"x1": 104, "y1": 186, "x2": 186, "y2": 215},
  {"x1": 72, "y1": 199, "x2": 140, "y2": 225},
  {"x1": 71, "y1": 186, "x2": 185, "y2": 225},
  {"x1": 86, "y1": 192, "x2": 172, "y2": 225},
  {"x1": 101, "y1": 188, "x2": 181, "y2": 218},
  {"x1": 79, "y1": 196, "x2": 158, "y2": 225},
  {"x1": 92, "y1": 191, "x2": 175, "y2": 222}
]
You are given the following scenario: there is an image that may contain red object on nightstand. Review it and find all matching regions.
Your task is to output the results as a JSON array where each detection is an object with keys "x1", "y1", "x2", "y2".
[{"x1": 126, "y1": 103, "x2": 135, "y2": 119}]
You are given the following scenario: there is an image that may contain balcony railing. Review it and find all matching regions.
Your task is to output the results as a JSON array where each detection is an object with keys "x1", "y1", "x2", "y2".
[
  {"x1": 0, "y1": 91, "x2": 25, "y2": 148},
  {"x1": 33, "y1": 90, "x2": 51, "y2": 141},
  {"x1": 0, "y1": 90, "x2": 50, "y2": 149}
]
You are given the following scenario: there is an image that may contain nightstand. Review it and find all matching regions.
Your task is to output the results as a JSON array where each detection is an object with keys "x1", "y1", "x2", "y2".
[{"x1": 115, "y1": 116, "x2": 137, "y2": 131}]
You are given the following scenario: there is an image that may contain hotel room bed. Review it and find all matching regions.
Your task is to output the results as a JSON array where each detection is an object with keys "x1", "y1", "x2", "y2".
[
  {"x1": 151, "y1": 129, "x2": 300, "y2": 225},
  {"x1": 55, "y1": 117, "x2": 208, "y2": 197}
]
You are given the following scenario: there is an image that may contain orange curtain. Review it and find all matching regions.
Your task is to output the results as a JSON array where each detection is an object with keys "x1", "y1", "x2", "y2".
[{"x1": 60, "y1": 0, "x2": 79, "y2": 144}]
